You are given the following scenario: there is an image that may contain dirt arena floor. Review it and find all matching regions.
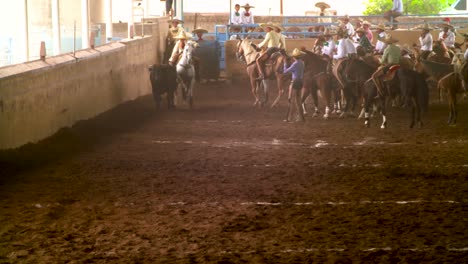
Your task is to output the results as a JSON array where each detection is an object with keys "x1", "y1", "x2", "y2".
[{"x1": 1, "y1": 80, "x2": 468, "y2": 263}]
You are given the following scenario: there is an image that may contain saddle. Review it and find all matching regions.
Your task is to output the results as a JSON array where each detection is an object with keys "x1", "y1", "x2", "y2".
[{"x1": 382, "y1": 65, "x2": 401, "y2": 82}]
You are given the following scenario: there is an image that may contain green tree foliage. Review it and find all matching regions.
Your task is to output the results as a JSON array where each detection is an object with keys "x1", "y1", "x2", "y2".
[{"x1": 363, "y1": 0, "x2": 456, "y2": 15}]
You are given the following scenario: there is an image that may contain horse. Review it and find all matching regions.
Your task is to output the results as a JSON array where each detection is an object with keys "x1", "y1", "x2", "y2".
[
  {"x1": 293, "y1": 48, "x2": 338, "y2": 118},
  {"x1": 334, "y1": 57, "x2": 378, "y2": 118},
  {"x1": 437, "y1": 68, "x2": 468, "y2": 125},
  {"x1": 176, "y1": 40, "x2": 199, "y2": 109},
  {"x1": 362, "y1": 68, "x2": 429, "y2": 129},
  {"x1": 236, "y1": 38, "x2": 289, "y2": 107}
]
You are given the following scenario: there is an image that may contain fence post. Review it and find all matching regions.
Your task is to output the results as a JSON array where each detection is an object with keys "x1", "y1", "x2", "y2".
[{"x1": 40, "y1": 41, "x2": 46, "y2": 61}]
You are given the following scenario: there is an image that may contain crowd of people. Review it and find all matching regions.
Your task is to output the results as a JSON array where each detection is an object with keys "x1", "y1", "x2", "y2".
[{"x1": 163, "y1": 1, "x2": 468, "y2": 122}]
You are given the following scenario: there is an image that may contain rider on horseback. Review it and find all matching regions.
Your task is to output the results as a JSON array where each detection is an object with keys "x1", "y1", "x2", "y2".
[
  {"x1": 254, "y1": 22, "x2": 283, "y2": 80},
  {"x1": 371, "y1": 35, "x2": 400, "y2": 99},
  {"x1": 165, "y1": 17, "x2": 185, "y2": 63},
  {"x1": 168, "y1": 31, "x2": 190, "y2": 66}
]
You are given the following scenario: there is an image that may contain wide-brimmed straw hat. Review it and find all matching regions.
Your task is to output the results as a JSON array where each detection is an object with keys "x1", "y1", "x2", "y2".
[
  {"x1": 273, "y1": 23, "x2": 285, "y2": 32},
  {"x1": 383, "y1": 34, "x2": 398, "y2": 44},
  {"x1": 173, "y1": 31, "x2": 192, "y2": 40},
  {"x1": 241, "y1": 3, "x2": 254, "y2": 8},
  {"x1": 315, "y1": 2, "x2": 331, "y2": 10},
  {"x1": 291, "y1": 48, "x2": 306, "y2": 57},
  {"x1": 440, "y1": 23, "x2": 454, "y2": 29},
  {"x1": 259, "y1": 22, "x2": 276, "y2": 30},
  {"x1": 356, "y1": 27, "x2": 366, "y2": 34},
  {"x1": 169, "y1": 17, "x2": 184, "y2": 24},
  {"x1": 362, "y1": 20, "x2": 372, "y2": 26},
  {"x1": 375, "y1": 23, "x2": 386, "y2": 31},
  {"x1": 418, "y1": 23, "x2": 433, "y2": 31},
  {"x1": 192, "y1": 27, "x2": 208, "y2": 34}
]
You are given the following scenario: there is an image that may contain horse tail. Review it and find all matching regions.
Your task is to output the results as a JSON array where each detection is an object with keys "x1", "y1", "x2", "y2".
[{"x1": 418, "y1": 73, "x2": 429, "y2": 112}]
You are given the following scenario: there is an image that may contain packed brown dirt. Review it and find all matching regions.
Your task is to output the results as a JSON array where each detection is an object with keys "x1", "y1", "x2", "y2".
[{"x1": 1, "y1": 80, "x2": 468, "y2": 263}]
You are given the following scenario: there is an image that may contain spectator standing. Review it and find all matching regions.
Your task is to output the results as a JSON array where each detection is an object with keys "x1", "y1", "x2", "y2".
[
  {"x1": 241, "y1": 3, "x2": 255, "y2": 25},
  {"x1": 384, "y1": 0, "x2": 403, "y2": 30}
]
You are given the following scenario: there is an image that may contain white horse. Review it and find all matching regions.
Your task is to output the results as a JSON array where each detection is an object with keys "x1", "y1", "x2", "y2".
[{"x1": 176, "y1": 40, "x2": 198, "y2": 109}]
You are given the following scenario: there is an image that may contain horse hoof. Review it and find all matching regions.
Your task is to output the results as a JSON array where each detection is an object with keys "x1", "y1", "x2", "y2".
[
  {"x1": 339, "y1": 112, "x2": 346, "y2": 118},
  {"x1": 380, "y1": 124, "x2": 386, "y2": 129},
  {"x1": 312, "y1": 112, "x2": 319, "y2": 118},
  {"x1": 323, "y1": 114, "x2": 330, "y2": 119},
  {"x1": 365, "y1": 121, "x2": 370, "y2": 128}
]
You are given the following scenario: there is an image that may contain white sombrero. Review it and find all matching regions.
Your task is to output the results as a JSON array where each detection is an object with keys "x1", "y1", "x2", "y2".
[
  {"x1": 418, "y1": 23, "x2": 433, "y2": 31},
  {"x1": 241, "y1": 3, "x2": 254, "y2": 8},
  {"x1": 259, "y1": 22, "x2": 276, "y2": 30},
  {"x1": 169, "y1": 17, "x2": 184, "y2": 24},
  {"x1": 375, "y1": 23, "x2": 386, "y2": 31}
]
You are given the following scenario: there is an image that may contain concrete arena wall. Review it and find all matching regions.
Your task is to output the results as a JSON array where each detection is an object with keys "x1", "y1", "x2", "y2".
[
  {"x1": 225, "y1": 29, "x2": 468, "y2": 79},
  {"x1": 0, "y1": 18, "x2": 169, "y2": 150}
]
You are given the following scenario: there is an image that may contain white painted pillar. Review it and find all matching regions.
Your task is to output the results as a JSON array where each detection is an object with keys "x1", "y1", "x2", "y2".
[
  {"x1": 51, "y1": 0, "x2": 61, "y2": 55},
  {"x1": 23, "y1": 0, "x2": 29, "y2": 61},
  {"x1": 142, "y1": 0, "x2": 148, "y2": 18},
  {"x1": 81, "y1": 0, "x2": 89, "y2": 49},
  {"x1": 105, "y1": 0, "x2": 113, "y2": 40},
  {"x1": 128, "y1": 0, "x2": 134, "y2": 38}
]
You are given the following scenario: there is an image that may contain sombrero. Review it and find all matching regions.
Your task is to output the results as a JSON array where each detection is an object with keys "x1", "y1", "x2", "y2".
[
  {"x1": 362, "y1": 20, "x2": 372, "y2": 26},
  {"x1": 259, "y1": 22, "x2": 276, "y2": 30},
  {"x1": 383, "y1": 34, "x2": 398, "y2": 44},
  {"x1": 192, "y1": 27, "x2": 208, "y2": 34},
  {"x1": 173, "y1": 31, "x2": 192, "y2": 40},
  {"x1": 169, "y1": 17, "x2": 184, "y2": 24},
  {"x1": 315, "y1": 2, "x2": 331, "y2": 10},
  {"x1": 375, "y1": 23, "x2": 386, "y2": 31},
  {"x1": 273, "y1": 23, "x2": 285, "y2": 32},
  {"x1": 418, "y1": 23, "x2": 433, "y2": 31},
  {"x1": 241, "y1": 3, "x2": 254, "y2": 8},
  {"x1": 355, "y1": 27, "x2": 366, "y2": 34},
  {"x1": 291, "y1": 48, "x2": 306, "y2": 57},
  {"x1": 440, "y1": 23, "x2": 454, "y2": 29}
]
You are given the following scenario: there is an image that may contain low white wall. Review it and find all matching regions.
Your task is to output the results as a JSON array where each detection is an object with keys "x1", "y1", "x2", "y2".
[{"x1": 0, "y1": 18, "x2": 169, "y2": 149}]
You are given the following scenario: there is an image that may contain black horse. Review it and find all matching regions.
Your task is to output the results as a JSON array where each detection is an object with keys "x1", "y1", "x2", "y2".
[{"x1": 362, "y1": 68, "x2": 429, "y2": 129}]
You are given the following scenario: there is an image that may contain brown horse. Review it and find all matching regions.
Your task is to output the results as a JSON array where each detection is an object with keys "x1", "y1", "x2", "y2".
[
  {"x1": 438, "y1": 64, "x2": 468, "y2": 125},
  {"x1": 236, "y1": 39, "x2": 289, "y2": 107}
]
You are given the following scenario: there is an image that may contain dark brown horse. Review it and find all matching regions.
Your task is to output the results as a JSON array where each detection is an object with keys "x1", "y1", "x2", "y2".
[
  {"x1": 334, "y1": 57, "x2": 378, "y2": 117},
  {"x1": 362, "y1": 68, "x2": 429, "y2": 129}
]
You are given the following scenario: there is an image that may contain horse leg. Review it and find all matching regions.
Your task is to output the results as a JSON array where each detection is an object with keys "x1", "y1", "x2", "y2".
[
  {"x1": 409, "y1": 97, "x2": 416, "y2": 128},
  {"x1": 380, "y1": 97, "x2": 387, "y2": 129},
  {"x1": 188, "y1": 69, "x2": 195, "y2": 109},
  {"x1": 322, "y1": 84, "x2": 332, "y2": 119},
  {"x1": 263, "y1": 79, "x2": 269, "y2": 106},
  {"x1": 301, "y1": 86, "x2": 310, "y2": 115},
  {"x1": 311, "y1": 85, "x2": 319, "y2": 117},
  {"x1": 251, "y1": 78, "x2": 260, "y2": 106},
  {"x1": 271, "y1": 80, "x2": 284, "y2": 108}
]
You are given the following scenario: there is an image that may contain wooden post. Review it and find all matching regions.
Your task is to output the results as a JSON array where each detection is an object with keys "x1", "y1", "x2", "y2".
[{"x1": 40, "y1": 41, "x2": 46, "y2": 61}]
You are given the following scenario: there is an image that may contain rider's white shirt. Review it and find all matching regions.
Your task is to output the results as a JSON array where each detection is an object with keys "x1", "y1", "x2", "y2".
[
  {"x1": 241, "y1": 10, "x2": 254, "y2": 24},
  {"x1": 334, "y1": 38, "x2": 356, "y2": 59},
  {"x1": 419, "y1": 33, "x2": 433, "y2": 51},
  {"x1": 438, "y1": 31, "x2": 455, "y2": 48},
  {"x1": 322, "y1": 39, "x2": 336, "y2": 57},
  {"x1": 231, "y1": 11, "x2": 242, "y2": 24},
  {"x1": 375, "y1": 32, "x2": 387, "y2": 53},
  {"x1": 344, "y1": 22, "x2": 355, "y2": 38}
]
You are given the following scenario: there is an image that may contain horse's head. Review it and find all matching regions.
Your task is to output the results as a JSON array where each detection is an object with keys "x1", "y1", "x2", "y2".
[
  {"x1": 179, "y1": 40, "x2": 198, "y2": 66},
  {"x1": 236, "y1": 38, "x2": 257, "y2": 64}
]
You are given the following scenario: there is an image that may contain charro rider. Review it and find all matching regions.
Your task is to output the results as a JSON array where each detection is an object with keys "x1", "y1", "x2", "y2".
[
  {"x1": 254, "y1": 22, "x2": 282, "y2": 80},
  {"x1": 334, "y1": 28, "x2": 356, "y2": 60},
  {"x1": 374, "y1": 24, "x2": 387, "y2": 55},
  {"x1": 168, "y1": 31, "x2": 190, "y2": 66},
  {"x1": 418, "y1": 23, "x2": 433, "y2": 60},
  {"x1": 371, "y1": 34, "x2": 400, "y2": 99},
  {"x1": 165, "y1": 17, "x2": 185, "y2": 63},
  {"x1": 355, "y1": 27, "x2": 373, "y2": 55},
  {"x1": 321, "y1": 28, "x2": 336, "y2": 59},
  {"x1": 439, "y1": 22, "x2": 455, "y2": 50}
]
